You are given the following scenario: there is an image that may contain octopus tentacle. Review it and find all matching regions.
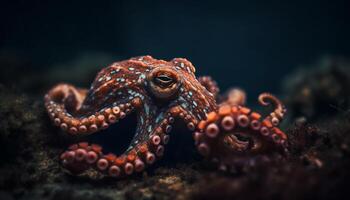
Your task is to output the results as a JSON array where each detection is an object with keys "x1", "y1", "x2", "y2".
[
  {"x1": 169, "y1": 106, "x2": 199, "y2": 131},
  {"x1": 61, "y1": 127, "x2": 167, "y2": 177},
  {"x1": 60, "y1": 105, "x2": 199, "y2": 178},
  {"x1": 45, "y1": 84, "x2": 141, "y2": 136},
  {"x1": 60, "y1": 132, "x2": 165, "y2": 178},
  {"x1": 198, "y1": 76, "x2": 220, "y2": 99},
  {"x1": 61, "y1": 141, "x2": 151, "y2": 177},
  {"x1": 258, "y1": 93, "x2": 287, "y2": 126},
  {"x1": 194, "y1": 93, "x2": 287, "y2": 169}
]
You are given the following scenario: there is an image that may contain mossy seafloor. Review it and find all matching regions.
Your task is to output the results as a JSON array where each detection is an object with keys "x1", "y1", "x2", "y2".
[{"x1": 1, "y1": 57, "x2": 350, "y2": 200}]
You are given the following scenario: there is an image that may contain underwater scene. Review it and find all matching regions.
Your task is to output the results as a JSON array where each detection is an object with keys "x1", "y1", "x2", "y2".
[{"x1": 1, "y1": 1, "x2": 350, "y2": 200}]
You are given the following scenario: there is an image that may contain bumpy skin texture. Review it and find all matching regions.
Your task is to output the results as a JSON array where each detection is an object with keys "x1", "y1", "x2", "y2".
[
  {"x1": 194, "y1": 88, "x2": 288, "y2": 170},
  {"x1": 198, "y1": 76, "x2": 220, "y2": 99},
  {"x1": 45, "y1": 56, "x2": 217, "y2": 177}
]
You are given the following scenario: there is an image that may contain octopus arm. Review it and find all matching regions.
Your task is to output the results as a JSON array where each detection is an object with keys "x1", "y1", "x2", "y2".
[
  {"x1": 59, "y1": 105, "x2": 179, "y2": 177},
  {"x1": 44, "y1": 83, "x2": 142, "y2": 136},
  {"x1": 194, "y1": 93, "x2": 288, "y2": 170},
  {"x1": 198, "y1": 76, "x2": 220, "y2": 99}
]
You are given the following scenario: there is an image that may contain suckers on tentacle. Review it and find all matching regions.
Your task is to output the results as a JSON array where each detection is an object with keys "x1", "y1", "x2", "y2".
[{"x1": 194, "y1": 88, "x2": 288, "y2": 171}]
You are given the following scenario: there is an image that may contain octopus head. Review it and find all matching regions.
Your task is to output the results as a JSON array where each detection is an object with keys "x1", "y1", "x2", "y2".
[{"x1": 147, "y1": 58, "x2": 217, "y2": 120}]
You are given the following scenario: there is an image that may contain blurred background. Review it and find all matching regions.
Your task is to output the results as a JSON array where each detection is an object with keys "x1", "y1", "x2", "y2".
[
  {"x1": 1, "y1": 0, "x2": 349, "y2": 97},
  {"x1": 1, "y1": 1, "x2": 350, "y2": 199}
]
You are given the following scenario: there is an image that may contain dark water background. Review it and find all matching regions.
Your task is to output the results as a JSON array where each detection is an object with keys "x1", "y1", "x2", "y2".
[{"x1": 1, "y1": 0, "x2": 349, "y2": 97}]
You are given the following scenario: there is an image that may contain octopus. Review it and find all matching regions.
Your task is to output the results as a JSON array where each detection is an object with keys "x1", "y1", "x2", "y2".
[
  {"x1": 45, "y1": 56, "x2": 217, "y2": 177},
  {"x1": 44, "y1": 55, "x2": 287, "y2": 178}
]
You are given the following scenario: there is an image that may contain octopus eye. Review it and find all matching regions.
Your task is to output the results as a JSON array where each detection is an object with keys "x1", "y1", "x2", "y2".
[
  {"x1": 154, "y1": 74, "x2": 175, "y2": 88},
  {"x1": 147, "y1": 68, "x2": 181, "y2": 99}
]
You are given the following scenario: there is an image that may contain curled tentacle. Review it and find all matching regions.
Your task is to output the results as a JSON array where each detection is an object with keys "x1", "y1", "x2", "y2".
[
  {"x1": 198, "y1": 76, "x2": 220, "y2": 99},
  {"x1": 258, "y1": 93, "x2": 287, "y2": 126},
  {"x1": 61, "y1": 105, "x2": 199, "y2": 177},
  {"x1": 61, "y1": 114, "x2": 172, "y2": 177},
  {"x1": 45, "y1": 84, "x2": 140, "y2": 136},
  {"x1": 194, "y1": 93, "x2": 287, "y2": 170},
  {"x1": 61, "y1": 140, "x2": 163, "y2": 178},
  {"x1": 61, "y1": 137, "x2": 165, "y2": 177}
]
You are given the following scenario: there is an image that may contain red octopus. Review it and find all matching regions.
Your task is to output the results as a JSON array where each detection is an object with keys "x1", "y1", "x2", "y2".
[{"x1": 44, "y1": 56, "x2": 287, "y2": 178}]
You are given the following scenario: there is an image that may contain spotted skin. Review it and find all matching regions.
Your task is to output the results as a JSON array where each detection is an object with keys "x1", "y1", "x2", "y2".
[{"x1": 45, "y1": 56, "x2": 217, "y2": 177}]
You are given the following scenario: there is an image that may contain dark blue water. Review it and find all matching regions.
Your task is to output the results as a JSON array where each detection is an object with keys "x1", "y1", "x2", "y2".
[{"x1": 1, "y1": 0, "x2": 349, "y2": 97}]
